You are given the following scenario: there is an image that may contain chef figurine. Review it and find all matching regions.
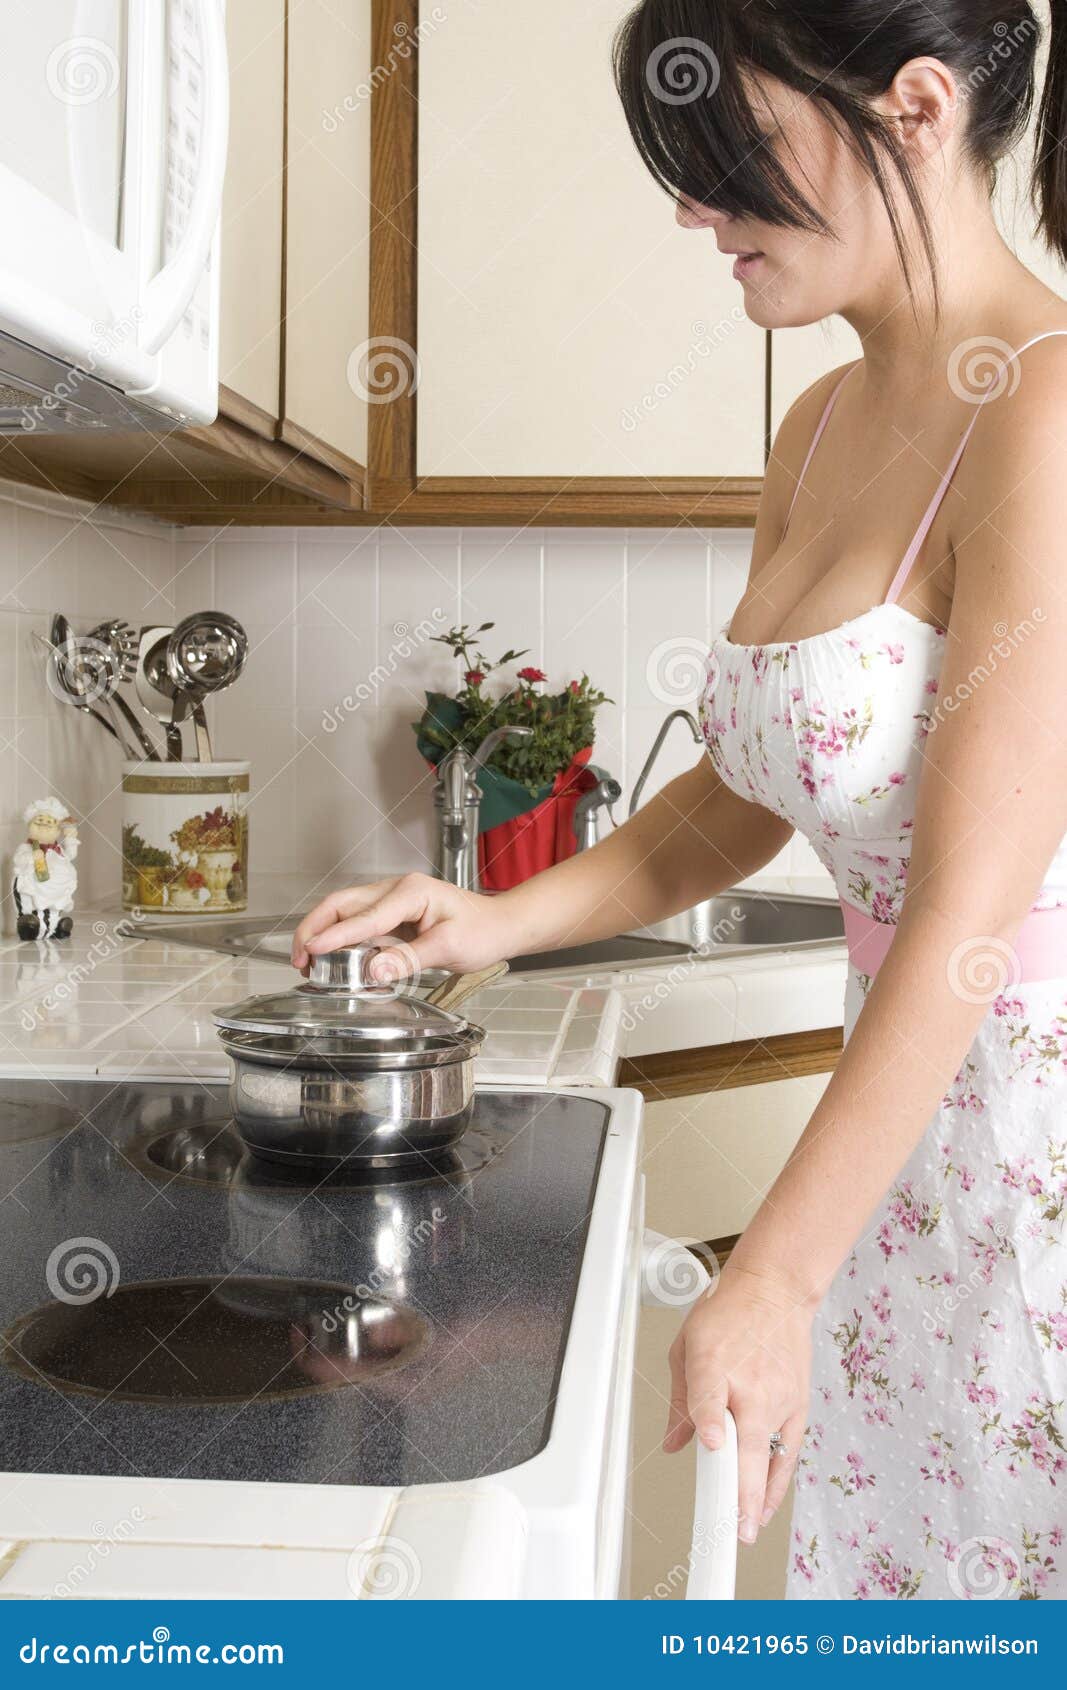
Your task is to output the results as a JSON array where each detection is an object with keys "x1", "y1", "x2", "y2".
[{"x1": 12, "y1": 798, "x2": 80, "y2": 941}]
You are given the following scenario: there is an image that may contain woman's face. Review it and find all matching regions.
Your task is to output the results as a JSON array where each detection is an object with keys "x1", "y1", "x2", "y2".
[{"x1": 676, "y1": 75, "x2": 906, "y2": 330}]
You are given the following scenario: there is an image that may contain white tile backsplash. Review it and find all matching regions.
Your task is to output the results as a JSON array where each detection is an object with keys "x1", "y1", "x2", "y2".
[
  {"x1": 0, "y1": 493, "x2": 831, "y2": 926},
  {"x1": 173, "y1": 522, "x2": 826, "y2": 896},
  {"x1": 0, "y1": 485, "x2": 178, "y2": 921}
]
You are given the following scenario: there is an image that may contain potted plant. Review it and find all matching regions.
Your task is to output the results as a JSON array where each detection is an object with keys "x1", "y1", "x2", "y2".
[
  {"x1": 122, "y1": 823, "x2": 179, "y2": 908},
  {"x1": 414, "y1": 625, "x2": 611, "y2": 889}
]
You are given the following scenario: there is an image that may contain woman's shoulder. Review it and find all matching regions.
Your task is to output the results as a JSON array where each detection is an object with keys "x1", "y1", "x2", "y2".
[{"x1": 762, "y1": 360, "x2": 860, "y2": 525}]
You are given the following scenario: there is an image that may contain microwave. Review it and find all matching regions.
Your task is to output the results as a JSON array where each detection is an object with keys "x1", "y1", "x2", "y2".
[{"x1": 0, "y1": 0, "x2": 228, "y2": 436}]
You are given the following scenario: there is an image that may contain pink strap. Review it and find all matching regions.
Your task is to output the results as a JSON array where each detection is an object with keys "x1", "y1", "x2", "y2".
[
  {"x1": 886, "y1": 328, "x2": 1067, "y2": 605},
  {"x1": 783, "y1": 364, "x2": 859, "y2": 534},
  {"x1": 841, "y1": 898, "x2": 1067, "y2": 985}
]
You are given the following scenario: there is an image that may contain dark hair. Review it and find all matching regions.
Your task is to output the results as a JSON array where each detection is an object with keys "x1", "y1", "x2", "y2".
[{"x1": 614, "y1": 2, "x2": 1062, "y2": 293}]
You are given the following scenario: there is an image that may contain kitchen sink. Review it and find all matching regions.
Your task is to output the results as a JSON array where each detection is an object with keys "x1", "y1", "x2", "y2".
[{"x1": 146, "y1": 891, "x2": 844, "y2": 976}]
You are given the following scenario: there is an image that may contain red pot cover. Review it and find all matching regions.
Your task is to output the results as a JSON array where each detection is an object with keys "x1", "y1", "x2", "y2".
[{"x1": 478, "y1": 747, "x2": 593, "y2": 892}]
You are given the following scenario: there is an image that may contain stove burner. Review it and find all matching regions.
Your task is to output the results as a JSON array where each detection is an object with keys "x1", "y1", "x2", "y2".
[
  {"x1": 0, "y1": 1090, "x2": 83, "y2": 1145},
  {"x1": 130, "y1": 1119, "x2": 498, "y2": 1190},
  {"x1": 2, "y1": 1276, "x2": 430, "y2": 1405}
]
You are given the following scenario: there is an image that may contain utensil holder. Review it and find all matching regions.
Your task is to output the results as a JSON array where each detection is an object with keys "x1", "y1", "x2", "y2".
[{"x1": 121, "y1": 760, "x2": 250, "y2": 914}]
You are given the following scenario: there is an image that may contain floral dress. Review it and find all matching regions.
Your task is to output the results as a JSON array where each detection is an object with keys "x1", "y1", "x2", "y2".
[{"x1": 699, "y1": 339, "x2": 1067, "y2": 1602}]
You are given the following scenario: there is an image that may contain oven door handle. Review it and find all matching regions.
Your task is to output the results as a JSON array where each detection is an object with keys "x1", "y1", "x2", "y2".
[
  {"x1": 640, "y1": 1230, "x2": 739, "y2": 1601},
  {"x1": 140, "y1": 0, "x2": 229, "y2": 355}
]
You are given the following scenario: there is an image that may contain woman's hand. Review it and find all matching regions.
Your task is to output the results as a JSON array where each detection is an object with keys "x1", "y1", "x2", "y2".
[
  {"x1": 291, "y1": 873, "x2": 512, "y2": 983},
  {"x1": 665, "y1": 1264, "x2": 813, "y2": 1544}
]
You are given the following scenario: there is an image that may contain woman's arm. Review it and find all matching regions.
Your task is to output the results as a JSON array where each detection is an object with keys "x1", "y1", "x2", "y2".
[
  {"x1": 293, "y1": 375, "x2": 826, "y2": 976},
  {"x1": 292, "y1": 760, "x2": 792, "y2": 976},
  {"x1": 671, "y1": 341, "x2": 1067, "y2": 1541}
]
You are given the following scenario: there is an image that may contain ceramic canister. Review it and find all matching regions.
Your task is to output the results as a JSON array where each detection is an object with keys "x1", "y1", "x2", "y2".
[{"x1": 121, "y1": 760, "x2": 250, "y2": 914}]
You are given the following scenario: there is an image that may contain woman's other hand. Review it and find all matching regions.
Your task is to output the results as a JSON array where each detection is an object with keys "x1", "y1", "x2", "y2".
[{"x1": 664, "y1": 1265, "x2": 813, "y2": 1545}]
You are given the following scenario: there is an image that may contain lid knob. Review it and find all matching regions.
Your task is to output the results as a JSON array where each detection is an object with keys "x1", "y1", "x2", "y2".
[{"x1": 308, "y1": 945, "x2": 381, "y2": 992}]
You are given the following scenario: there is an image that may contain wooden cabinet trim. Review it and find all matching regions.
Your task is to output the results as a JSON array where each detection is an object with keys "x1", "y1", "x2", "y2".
[{"x1": 618, "y1": 1026, "x2": 843, "y2": 1101}]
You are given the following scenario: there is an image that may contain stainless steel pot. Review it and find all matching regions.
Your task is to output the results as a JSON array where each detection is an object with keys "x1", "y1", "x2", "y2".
[{"x1": 214, "y1": 947, "x2": 505, "y2": 1169}]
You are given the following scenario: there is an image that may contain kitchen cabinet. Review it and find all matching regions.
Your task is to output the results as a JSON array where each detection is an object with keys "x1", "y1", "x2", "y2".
[
  {"x1": 414, "y1": 0, "x2": 766, "y2": 513},
  {"x1": 626, "y1": 1059, "x2": 834, "y2": 1602},
  {"x1": 217, "y1": 0, "x2": 286, "y2": 434},
  {"x1": 282, "y1": 0, "x2": 373, "y2": 475}
]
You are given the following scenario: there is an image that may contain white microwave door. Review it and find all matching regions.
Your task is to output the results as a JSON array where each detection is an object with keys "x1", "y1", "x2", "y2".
[{"x1": 0, "y1": 0, "x2": 151, "y2": 389}]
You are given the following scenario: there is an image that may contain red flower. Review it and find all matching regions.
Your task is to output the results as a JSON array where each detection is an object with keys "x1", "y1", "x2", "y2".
[
  {"x1": 517, "y1": 666, "x2": 547, "y2": 684},
  {"x1": 568, "y1": 679, "x2": 580, "y2": 694},
  {"x1": 464, "y1": 669, "x2": 485, "y2": 687},
  {"x1": 186, "y1": 870, "x2": 206, "y2": 889}
]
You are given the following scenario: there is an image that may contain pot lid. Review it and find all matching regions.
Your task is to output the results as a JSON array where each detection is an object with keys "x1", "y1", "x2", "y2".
[{"x1": 213, "y1": 946, "x2": 475, "y2": 1049}]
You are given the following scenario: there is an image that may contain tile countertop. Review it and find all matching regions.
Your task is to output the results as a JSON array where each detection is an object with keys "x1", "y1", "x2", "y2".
[
  {"x1": 0, "y1": 924, "x2": 624, "y2": 1089},
  {"x1": 0, "y1": 915, "x2": 848, "y2": 1092}
]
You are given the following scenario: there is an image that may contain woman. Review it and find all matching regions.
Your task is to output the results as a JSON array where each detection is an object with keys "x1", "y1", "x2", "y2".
[{"x1": 294, "y1": 1, "x2": 1067, "y2": 1600}]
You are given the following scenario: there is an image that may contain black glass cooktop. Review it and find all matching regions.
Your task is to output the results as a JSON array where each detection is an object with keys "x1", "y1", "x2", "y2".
[{"x1": 0, "y1": 1079, "x2": 608, "y2": 1487}]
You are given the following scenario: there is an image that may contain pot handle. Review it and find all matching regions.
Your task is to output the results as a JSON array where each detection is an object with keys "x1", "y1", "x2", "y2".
[{"x1": 424, "y1": 960, "x2": 509, "y2": 1013}]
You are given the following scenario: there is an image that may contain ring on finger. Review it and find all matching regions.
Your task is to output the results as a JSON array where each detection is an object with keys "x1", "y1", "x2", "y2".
[{"x1": 769, "y1": 1431, "x2": 789, "y2": 1458}]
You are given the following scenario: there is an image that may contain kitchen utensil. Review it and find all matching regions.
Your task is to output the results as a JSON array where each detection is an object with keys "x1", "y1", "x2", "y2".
[
  {"x1": 163, "y1": 611, "x2": 249, "y2": 763},
  {"x1": 87, "y1": 618, "x2": 138, "y2": 680},
  {"x1": 39, "y1": 625, "x2": 136, "y2": 756},
  {"x1": 135, "y1": 626, "x2": 184, "y2": 761},
  {"x1": 166, "y1": 610, "x2": 247, "y2": 695},
  {"x1": 214, "y1": 950, "x2": 508, "y2": 1168},
  {"x1": 83, "y1": 622, "x2": 161, "y2": 761}
]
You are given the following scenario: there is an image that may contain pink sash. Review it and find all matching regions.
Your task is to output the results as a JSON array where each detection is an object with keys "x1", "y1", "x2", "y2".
[{"x1": 840, "y1": 900, "x2": 1067, "y2": 985}]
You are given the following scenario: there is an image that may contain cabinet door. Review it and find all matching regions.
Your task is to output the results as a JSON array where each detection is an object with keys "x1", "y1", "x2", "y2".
[
  {"x1": 416, "y1": 0, "x2": 766, "y2": 479},
  {"x1": 283, "y1": 0, "x2": 373, "y2": 472},
  {"x1": 218, "y1": 0, "x2": 286, "y2": 430}
]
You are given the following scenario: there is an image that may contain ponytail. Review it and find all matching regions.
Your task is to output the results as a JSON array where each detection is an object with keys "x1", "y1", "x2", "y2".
[{"x1": 1037, "y1": 1, "x2": 1067, "y2": 262}]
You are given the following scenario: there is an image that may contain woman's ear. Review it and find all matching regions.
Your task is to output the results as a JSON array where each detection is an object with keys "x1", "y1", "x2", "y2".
[{"x1": 885, "y1": 56, "x2": 961, "y2": 158}]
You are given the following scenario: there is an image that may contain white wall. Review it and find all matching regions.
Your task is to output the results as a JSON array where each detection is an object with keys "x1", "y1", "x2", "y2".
[
  {"x1": 0, "y1": 486, "x2": 176, "y2": 918},
  {"x1": 0, "y1": 492, "x2": 830, "y2": 924},
  {"x1": 172, "y1": 524, "x2": 830, "y2": 895}
]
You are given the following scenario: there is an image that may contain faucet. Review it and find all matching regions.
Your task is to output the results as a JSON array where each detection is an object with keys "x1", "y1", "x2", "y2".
[
  {"x1": 628, "y1": 709, "x2": 702, "y2": 817},
  {"x1": 433, "y1": 725, "x2": 533, "y2": 891},
  {"x1": 573, "y1": 766, "x2": 622, "y2": 853}
]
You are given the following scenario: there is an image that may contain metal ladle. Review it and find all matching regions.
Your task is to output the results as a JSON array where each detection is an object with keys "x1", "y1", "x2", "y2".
[
  {"x1": 164, "y1": 612, "x2": 249, "y2": 763},
  {"x1": 135, "y1": 626, "x2": 184, "y2": 762}
]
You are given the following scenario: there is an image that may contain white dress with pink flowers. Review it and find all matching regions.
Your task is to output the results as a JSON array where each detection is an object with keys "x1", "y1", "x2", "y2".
[{"x1": 699, "y1": 338, "x2": 1067, "y2": 1602}]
